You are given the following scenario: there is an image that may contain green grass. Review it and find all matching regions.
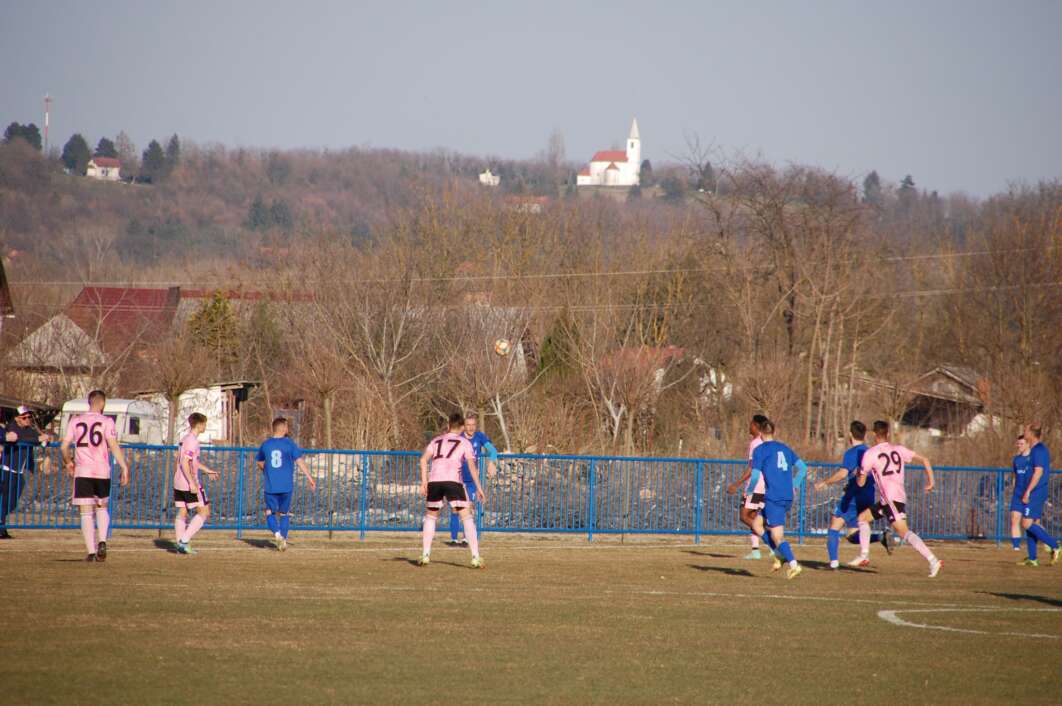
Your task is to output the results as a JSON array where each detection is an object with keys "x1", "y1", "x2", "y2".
[{"x1": 2, "y1": 531, "x2": 1060, "y2": 705}]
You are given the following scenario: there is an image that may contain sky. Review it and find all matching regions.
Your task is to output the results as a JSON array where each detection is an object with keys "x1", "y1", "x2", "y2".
[{"x1": 2, "y1": 0, "x2": 1060, "y2": 196}]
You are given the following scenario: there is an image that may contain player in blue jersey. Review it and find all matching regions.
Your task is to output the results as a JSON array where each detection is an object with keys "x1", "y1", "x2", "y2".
[
  {"x1": 255, "y1": 417, "x2": 316, "y2": 552},
  {"x1": 447, "y1": 413, "x2": 498, "y2": 546},
  {"x1": 814, "y1": 420, "x2": 892, "y2": 568},
  {"x1": 1008, "y1": 434, "x2": 1032, "y2": 552},
  {"x1": 1018, "y1": 423, "x2": 1060, "y2": 567},
  {"x1": 747, "y1": 419, "x2": 808, "y2": 580}
]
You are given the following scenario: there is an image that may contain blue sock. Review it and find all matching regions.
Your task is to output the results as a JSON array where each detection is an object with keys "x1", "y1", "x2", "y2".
[
  {"x1": 777, "y1": 540, "x2": 796, "y2": 564},
  {"x1": 827, "y1": 529, "x2": 841, "y2": 562},
  {"x1": 1027, "y1": 529, "x2": 1038, "y2": 561},
  {"x1": 1011, "y1": 537, "x2": 1022, "y2": 549},
  {"x1": 266, "y1": 513, "x2": 279, "y2": 535},
  {"x1": 760, "y1": 532, "x2": 777, "y2": 551},
  {"x1": 279, "y1": 514, "x2": 290, "y2": 539},
  {"x1": 449, "y1": 511, "x2": 461, "y2": 541},
  {"x1": 1027, "y1": 524, "x2": 1058, "y2": 551}
]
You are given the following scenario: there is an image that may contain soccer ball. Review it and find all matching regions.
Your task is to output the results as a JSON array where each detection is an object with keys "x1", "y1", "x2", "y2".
[{"x1": 493, "y1": 338, "x2": 512, "y2": 356}]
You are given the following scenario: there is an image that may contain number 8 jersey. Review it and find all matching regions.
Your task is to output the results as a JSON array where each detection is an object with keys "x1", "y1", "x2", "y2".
[
  {"x1": 860, "y1": 442, "x2": 916, "y2": 505},
  {"x1": 62, "y1": 412, "x2": 117, "y2": 478},
  {"x1": 255, "y1": 436, "x2": 305, "y2": 494}
]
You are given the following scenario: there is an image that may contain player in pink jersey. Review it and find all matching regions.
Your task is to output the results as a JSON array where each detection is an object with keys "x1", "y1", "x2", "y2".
[
  {"x1": 856, "y1": 420, "x2": 941, "y2": 578},
  {"x1": 726, "y1": 415, "x2": 771, "y2": 560},
  {"x1": 59, "y1": 390, "x2": 130, "y2": 562},
  {"x1": 173, "y1": 413, "x2": 220, "y2": 555},
  {"x1": 417, "y1": 412, "x2": 485, "y2": 568}
]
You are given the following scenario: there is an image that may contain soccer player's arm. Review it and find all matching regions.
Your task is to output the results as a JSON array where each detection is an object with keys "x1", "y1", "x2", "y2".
[
  {"x1": 1024, "y1": 448, "x2": 1045, "y2": 504},
  {"x1": 60, "y1": 423, "x2": 75, "y2": 475},
  {"x1": 727, "y1": 459, "x2": 752, "y2": 495},
  {"x1": 419, "y1": 445, "x2": 432, "y2": 496},
  {"x1": 255, "y1": 447, "x2": 265, "y2": 472},
  {"x1": 199, "y1": 450, "x2": 220, "y2": 478},
  {"x1": 856, "y1": 456, "x2": 871, "y2": 487},
  {"x1": 482, "y1": 440, "x2": 499, "y2": 478},
  {"x1": 293, "y1": 446, "x2": 316, "y2": 491},
  {"x1": 465, "y1": 442, "x2": 486, "y2": 501},
  {"x1": 105, "y1": 421, "x2": 130, "y2": 486},
  {"x1": 178, "y1": 443, "x2": 198, "y2": 492},
  {"x1": 793, "y1": 456, "x2": 808, "y2": 489},
  {"x1": 909, "y1": 449, "x2": 933, "y2": 492},
  {"x1": 815, "y1": 465, "x2": 848, "y2": 491}
]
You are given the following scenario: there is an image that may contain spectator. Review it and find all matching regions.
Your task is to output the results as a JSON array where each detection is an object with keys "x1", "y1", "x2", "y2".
[{"x1": 1, "y1": 406, "x2": 52, "y2": 538}]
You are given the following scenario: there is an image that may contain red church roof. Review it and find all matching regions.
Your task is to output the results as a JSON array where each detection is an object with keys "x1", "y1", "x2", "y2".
[
  {"x1": 90, "y1": 157, "x2": 121, "y2": 168},
  {"x1": 65, "y1": 286, "x2": 179, "y2": 353},
  {"x1": 591, "y1": 150, "x2": 628, "y2": 164}
]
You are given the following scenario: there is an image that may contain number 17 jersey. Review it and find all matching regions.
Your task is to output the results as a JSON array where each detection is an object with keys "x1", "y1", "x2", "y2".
[
  {"x1": 861, "y1": 442, "x2": 915, "y2": 505},
  {"x1": 63, "y1": 412, "x2": 117, "y2": 479}
]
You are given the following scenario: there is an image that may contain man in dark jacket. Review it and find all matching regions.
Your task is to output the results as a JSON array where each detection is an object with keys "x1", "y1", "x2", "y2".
[{"x1": 1, "y1": 406, "x2": 51, "y2": 538}]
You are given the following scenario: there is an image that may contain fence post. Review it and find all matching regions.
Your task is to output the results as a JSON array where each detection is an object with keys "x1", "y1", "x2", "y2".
[
  {"x1": 587, "y1": 459, "x2": 596, "y2": 542},
  {"x1": 798, "y1": 469, "x2": 807, "y2": 545},
  {"x1": 694, "y1": 462, "x2": 704, "y2": 544},
  {"x1": 995, "y1": 469, "x2": 1005, "y2": 547},
  {"x1": 358, "y1": 454, "x2": 370, "y2": 541},
  {"x1": 236, "y1": 449, "x2": 245, "y2": 540}
]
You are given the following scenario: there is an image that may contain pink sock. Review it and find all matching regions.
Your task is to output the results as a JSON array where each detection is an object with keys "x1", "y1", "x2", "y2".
[
  {"x1": 182, "y1": 514, "x2": 206, "y2": 542},
  {"x1": 175, "y1": 516, "x2": 187, "y2": 541},
  {"x1": 80, "y1": 513, "x2": 96, "y2": 554},
  {"x1": 858, "y1": 521, "x2": 871, "y2": 556},
  {"x1": 422, "y1": 515, "x2": 437, "y2": 555},
  {"x1": 462, "y1": 515, "x2": 480, "y2": 558},
  {"x1": 749, "y1": 533, "x2": 759, "y2": 549},
  {"x1": 904, "y1": 532, "x2": 936, "y2": 563},
  {"x1": 95, "y1": 507, "x2": 110, "y2": 542}
]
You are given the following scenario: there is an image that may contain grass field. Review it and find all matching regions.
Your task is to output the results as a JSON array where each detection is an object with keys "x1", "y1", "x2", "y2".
[{"x1": 3, "y1": 530, "x2": 1060, "y2": 705}]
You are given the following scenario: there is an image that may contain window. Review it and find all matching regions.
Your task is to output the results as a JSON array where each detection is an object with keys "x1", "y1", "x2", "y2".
[{"x1": 129, "y1": 417, "x2": 141, "y2": 435}]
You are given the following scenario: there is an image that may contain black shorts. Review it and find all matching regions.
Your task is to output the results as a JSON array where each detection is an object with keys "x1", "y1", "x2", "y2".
[
  {"x1": 173, "y1": 488, "x2": 209, "y2": 508},
  {"x1": 73, "y1": 477, "x2": 111, "y2": 505},
  {"x1": 871, "y1": 500, "x2": 906, "y2": 523},
  {"x1": 426, "y1": 481, "x2": 470, "y2": 511}
]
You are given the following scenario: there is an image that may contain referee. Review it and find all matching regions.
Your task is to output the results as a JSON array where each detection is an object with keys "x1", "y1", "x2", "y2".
[{"x1": 1, "y1": 405, "x2": 52, "y2": 539}]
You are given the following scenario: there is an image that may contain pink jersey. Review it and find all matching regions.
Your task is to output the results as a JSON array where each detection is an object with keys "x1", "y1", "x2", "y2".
[
  {"x1": 426, "y1": 432, "x2": 477, "y2": 484},
  {"x1": 63, "y1": 412, "x2": 117, "y2": 479},
  {"x1": 173, "y1": 432, "x2": 201, "y2": 491},
  {"x1": 861, "y1": 442, "x2": 915, "y2": 505},
  {"x1": 746, "y1": 435, "x2": 765, "y2": 494}
]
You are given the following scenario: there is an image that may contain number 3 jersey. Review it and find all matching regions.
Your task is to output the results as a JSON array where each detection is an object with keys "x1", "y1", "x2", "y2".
[
  {"x1": 256, "y1": 436, "x2": 305, "y2": 494},
  {"x1": 426, "y1": 432, "x2": 477, "y2": 484},
  {"x1": 62, "y1": 412, "x2": 117, "y2": 479},
  {"x1": 861, "y1": 442, "x2": 916, "y2": 505},
  {"x1": 173, "y1": 432, "x2": 201, "y2": 492}
]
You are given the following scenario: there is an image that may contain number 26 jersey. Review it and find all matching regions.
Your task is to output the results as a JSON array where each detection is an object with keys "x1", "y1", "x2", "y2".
[{"x1": 63, "y1": 412, "x2": 117, "y2": 479}]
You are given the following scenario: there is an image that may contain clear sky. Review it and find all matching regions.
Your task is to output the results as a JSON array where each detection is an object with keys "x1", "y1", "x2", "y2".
[{"x1": 2, "y1": 0, "x2": 1060, "y2": 196}]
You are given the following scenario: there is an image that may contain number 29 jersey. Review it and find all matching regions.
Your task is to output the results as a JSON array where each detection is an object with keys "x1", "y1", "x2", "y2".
[
  {"x1": 63, "y1": 412, "x2": 117, "y2": 479},
  {"x1": 861, "y1": 442, "x2": 916, "y2": 505},
  {"x1": 256, "y1": 437, "x2": 305, "y2": 494}
]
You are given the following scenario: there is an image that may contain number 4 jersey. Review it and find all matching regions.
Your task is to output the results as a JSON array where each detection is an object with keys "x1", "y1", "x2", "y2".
[
  {"x1": 63, "y1": 412, "x2": 117, "y2": 479},
  {"x1": 861, "y1": 442, "x2": 916, "y2": 506},
  {"x1": 256, "y1": 437, "x2": 305, "y2": 494}
]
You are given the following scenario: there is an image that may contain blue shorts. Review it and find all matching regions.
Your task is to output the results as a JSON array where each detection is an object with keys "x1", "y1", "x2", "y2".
[
  {"x1": 763, "y1": 499, "x2": 792, "y2": 528},
  {"x1": 1009, "y1": 493, "x2": 1027, "y2": 514},
  {"x1": 1019, "y1": 496, "x2": 1046, "y2": 520},
  {"x1": 833, "y1": 488, "x2": 874, "y2": 526},
  {"x1": 264, "y1": 492, "x2": 293, "y2": 514}
]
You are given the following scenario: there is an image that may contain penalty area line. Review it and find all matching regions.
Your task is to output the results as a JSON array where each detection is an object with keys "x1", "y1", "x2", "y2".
[{"x1": 877, "y1": 607, "x2": 1062, "y2": 639}]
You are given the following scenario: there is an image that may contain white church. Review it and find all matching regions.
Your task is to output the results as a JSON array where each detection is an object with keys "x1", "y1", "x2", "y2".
[{"x1": 576, "y1": 119, "x2": 641, "y2": 187}]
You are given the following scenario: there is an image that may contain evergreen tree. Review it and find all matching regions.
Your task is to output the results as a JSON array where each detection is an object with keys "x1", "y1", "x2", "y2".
[
  {"x1": 639, "y1": 159, "x2": 654, "y2": 187},
  {"x1": 269, "y1": 199, "x2": 294, "y2": 230},
  {"x1": 141, "y1": 139, "x2": 166, "y2": 178},
  {"x1": 187, "y1": 292, "x2": 240, "y2": 370},
  {"x1": 3, "y1": 123, "x2": 42, "y2": 150},
  {"x1": 165, "y1": 134, "x2": 181, "y2": 172},
  {"x1": 898, "y1": 174, "x2": 917, "y2": 212},
  {"x1": 246, "y1": 195, "x2": 270, "y2": 230},
  {"x1": 61, "y1": 133, "x2": 92, "y2": 174},
  {"x1": 863, "y1": 170, "x2": 883, "y2": 207},
  {"x1": 94, "y1": 137, "x2": 118, "y2": 158}
]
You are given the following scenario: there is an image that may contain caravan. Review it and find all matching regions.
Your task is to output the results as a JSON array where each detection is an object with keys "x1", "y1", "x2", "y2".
[{"x1": 59, "y1": 398, "x2": 166, "y2": 446}]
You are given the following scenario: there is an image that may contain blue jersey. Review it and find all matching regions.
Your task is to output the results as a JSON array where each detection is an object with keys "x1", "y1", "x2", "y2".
[
  {"x1": 1012, "y1": 453, "x2": 1032, "y2": 496},
  {"x1": 460, "y1": 430, "x2": 497, "y2": 485},
  {"x1": 1028, "y1": 442, "x2": 1051, "y2": 500},
  {"x1": 750, "y1": 440, "x2": 805, "y2": 503},
  {"x1": 256, "y1": 437, "x2": 304, "y2": 494},
  {"x1": 841, "y1": 444, "x2": 871, "y2": 493}
]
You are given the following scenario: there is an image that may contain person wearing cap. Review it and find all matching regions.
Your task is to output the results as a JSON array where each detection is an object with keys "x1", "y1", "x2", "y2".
[{"x1": 0, "y1": 405, "x2": 52, "y2": 539}]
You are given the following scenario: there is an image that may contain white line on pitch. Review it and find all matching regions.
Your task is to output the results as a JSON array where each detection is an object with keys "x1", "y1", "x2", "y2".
[{"x1": 878, "y1": 607, "x2": 1062, "y2": 639}]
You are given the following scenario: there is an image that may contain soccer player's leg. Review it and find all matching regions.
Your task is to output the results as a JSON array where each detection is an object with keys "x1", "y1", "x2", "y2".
[
  {"x1": 449, "y1": 484, "x2": 481, "y2": 567},
  {"x1": 1021, "y1": 500, "x2": 1059, "y2": 564},
  {"x1": 72, "y1": 477, "x2": 106, "y2": 560},
  {"x1": 740, "y1": 495, "x2": 765, "y2": 559},
  {"x1": 276, "y1": 492, "x2": 293, "y2": 551},
  {"x1": 448, "y1": 508, "x2": 462, "y2": 545},
  {"x1": 890, "y1": 510, "x2": 941, "y2": 577},
  {"x1": 846, "y1": 506, "x2": 876, "y2": 567},
  {"x1": 264, "y1": 492, "x2": 281, "y2": 543},
  {"x1": 1008, "y1": 497, "x2": 1025, "y2": 550},
  {"x1": 180, "y1": 489, "x2": 210, "y2": 552},
  {"x1": 421, "y1": 482, "x2": 449, "y2": 565},
  {"x1": 174, "y1": 488, "x2": 190, "y2": 550},
  {"x1": 763, "y1": 501, "x2": 800, "y2": 579},
  {"x1": 827, "y1": 514, "x2": 847, "y2": 569}
]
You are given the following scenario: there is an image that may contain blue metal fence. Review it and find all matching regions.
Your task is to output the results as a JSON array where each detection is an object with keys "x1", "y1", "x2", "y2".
[{"x1": 0, "y1": 443, "x2": 1057, "y2": 543}]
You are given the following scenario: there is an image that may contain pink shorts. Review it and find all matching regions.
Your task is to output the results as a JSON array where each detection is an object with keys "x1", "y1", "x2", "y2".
[{"x1": 742, "y1": 492, "x2": 765, "y2": 511}]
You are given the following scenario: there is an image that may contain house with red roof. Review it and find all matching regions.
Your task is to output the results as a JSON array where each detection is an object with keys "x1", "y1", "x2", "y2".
[
  {"x1": 576, "y1": 119, "x2": 641, "y2": 187},
  {"x1": 86, "y1": 156, "x2": 121, "y2": 181}
]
